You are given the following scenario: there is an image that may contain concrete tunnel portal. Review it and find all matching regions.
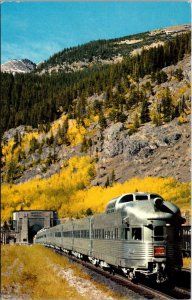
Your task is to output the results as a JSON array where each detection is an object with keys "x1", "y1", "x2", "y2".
[{"x1": 12, "y1": 210, "x2": 59, "y2": 244}]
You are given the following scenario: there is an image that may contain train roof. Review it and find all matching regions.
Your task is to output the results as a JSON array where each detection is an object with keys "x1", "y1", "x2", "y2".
[
  {"x1": 105, "y1": 192, "x2": 184, "y2": 224},
  {"x1": 105, "y1": 192, "x2": 163, "y2": 213}
]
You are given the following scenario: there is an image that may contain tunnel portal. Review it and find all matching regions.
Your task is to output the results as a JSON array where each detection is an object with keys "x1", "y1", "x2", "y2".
[{"x1": 12, "y1": 210, "x2": 59, "y2": 244}]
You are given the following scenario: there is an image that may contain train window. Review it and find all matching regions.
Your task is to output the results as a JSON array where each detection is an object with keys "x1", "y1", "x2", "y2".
[
  {"x1": 115, "y1": 228, "x2": 119, "y2": 239},
  {"x1": 55, "y1": 232, "x2": 61, "y2": 237},
  {"x1": 97, "y1": 229, "x2": 101, "y2": 239},
  {"x1": 119, "y1": 195, "x2": 133, "y2": 203},
  {"x1": 105, "y1": 230, "x2": 111, "y2": 239},
  {"x1": 154, "y1": 226, "x2": 164, "y2": 241},
  {"x1": 132, "y1": 228, "x2": 142, "y2": 240},
  {"x1": 135, "y1": 195, "x2": 148, "y2": 200}
]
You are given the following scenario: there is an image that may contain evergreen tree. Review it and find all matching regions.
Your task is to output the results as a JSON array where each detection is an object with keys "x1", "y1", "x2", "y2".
[
  {"x1": 133, "y1": 113, "x2": 140, "y2": 129},
  {"x1": 7, "y1": 160, "x2": 17, "y2": 182},
  {"x1": 105, "y1": 176, "x2": 110, "y2": 188},
  {"x1": 140, "y1": 99, "x2": 150, "y2": 123},
  {"x1": 98, "y1": 111, "x2": 107, "y2": 129},
  {"x1": 161, "y1": 88, "x2": 173, "y2": 122},
  {"x1": 111, "y1": 169, "x2": 115, "y2": 183}
]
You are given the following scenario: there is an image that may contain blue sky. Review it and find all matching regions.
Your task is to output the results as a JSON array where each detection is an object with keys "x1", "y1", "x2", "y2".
[{"x1": 1, "y1": 2, "x2": 191, "y2": 64}]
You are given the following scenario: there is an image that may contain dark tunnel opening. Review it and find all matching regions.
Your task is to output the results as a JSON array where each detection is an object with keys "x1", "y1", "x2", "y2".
[{"x1": 28, "y1": 224, "x2": 43, "y2": 243}]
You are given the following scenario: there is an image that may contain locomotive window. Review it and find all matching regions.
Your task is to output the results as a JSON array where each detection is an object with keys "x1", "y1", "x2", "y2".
[
  {"x1": 154, "y1": 226, "x2": 164, "y2": 241},
  {"x1": 132, "y1": 228, "x2": 142, "y2": 240},
  {"x1": 119, "y1": 195, "x2": 133, "y2": 203},
  {"x1": 135, "y1": 195, "x2": 148, "y2": 200}
]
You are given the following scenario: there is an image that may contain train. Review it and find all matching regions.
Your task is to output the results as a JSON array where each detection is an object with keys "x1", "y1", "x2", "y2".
[
  {"x1": 34, "y1": 192, "x2": 186, "y2": 284},
  {"x1": 181, "y1": 225, "x2": 191, "y2": 257}
]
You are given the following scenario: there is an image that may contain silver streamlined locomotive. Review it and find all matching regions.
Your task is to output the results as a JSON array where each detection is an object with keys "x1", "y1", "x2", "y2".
[{"x1": 34, "y1": 192, "x2": 185, "y2": 283}]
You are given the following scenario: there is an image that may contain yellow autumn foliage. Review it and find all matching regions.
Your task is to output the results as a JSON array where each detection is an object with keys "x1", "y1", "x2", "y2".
[
  {"x1": 2, "y1": 131, "x2": 40, "y2": 171},
  {"x1": 172, "y1": 84, "x2": 190, "y2": 102},
  {"x1": 178, "y1": 114, "x2": 189, "y2": 124},
  {"x1": 1, "y1": 156, "x2": 95, "y2": 221},
  {"x1": 67, "y1": 119, "x2": 87, "y2": 146},
  {"x1": 2, "y1": 138, "x2": 15, "y2": 166},
  {"x1": 50, "y1": 114, "x2": 67, "y2": 134},
  {"x1": 21, "y1": 131, "x2": 39, "y2": 152},
  {"x1": 2, "y1": 157, "x2": 190, "y2": 222},
  {"x1": 68, "y1": 176, "x2": 190, "y2": 217}
]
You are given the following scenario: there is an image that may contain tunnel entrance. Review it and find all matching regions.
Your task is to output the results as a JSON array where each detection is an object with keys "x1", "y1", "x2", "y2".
[
  {"x1": 28, "y1": 224, "x2": 43, "y2": 243},
  {"x1": 12, "y1": 210, "x2": 59, "y2": 244}
]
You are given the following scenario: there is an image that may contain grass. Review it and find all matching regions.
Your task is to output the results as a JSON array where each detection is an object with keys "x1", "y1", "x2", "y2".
[
  {"x1": 2, "y1": 245, "x2": 191, "y2": 299},
  {"x1": 1, "y1": 245, "x2": 127, "y2": 300}
]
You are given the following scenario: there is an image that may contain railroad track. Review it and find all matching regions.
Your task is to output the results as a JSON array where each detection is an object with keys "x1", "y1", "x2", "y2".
[{"x1": 50, "y1": 247, "x2": 191, "y2": 300}]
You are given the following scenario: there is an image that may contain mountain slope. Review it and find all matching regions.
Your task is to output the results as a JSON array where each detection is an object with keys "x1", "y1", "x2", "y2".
[
  {"x1": 1, "y1": 29, "x2": 191, "y2": 133},
  {"x1": 36, "y1": 24, "x2": 190, "y2": 74},
  {"x1": 1, "y1": 59, "x2": 36, "y2": 74},
  {"x1": 2, "y1": 54, "x2": 190, "y2": 185},
  {"x1": 1, "y1": 25, "x2": 191, "y2": 222}
]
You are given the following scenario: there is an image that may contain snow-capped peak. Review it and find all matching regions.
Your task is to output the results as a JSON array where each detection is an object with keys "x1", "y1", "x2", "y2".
[{"x1": 1, "y1": 59, "x2": 36, "y2": 74}]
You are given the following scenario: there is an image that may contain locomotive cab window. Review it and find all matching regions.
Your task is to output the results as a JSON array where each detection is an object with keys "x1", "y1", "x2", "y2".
[
  {"x1": 135, "y1": 195, "x2": 148, "y2": 200},
  {"x1": 154, "y1": 226, "x2": 164, "y2": 241},
  {"x1": 132, "y1": 228, "x2": 142, "y2": 240},
  {"x1": 119, "y1": 194, "x2": 133, "y2": 203}
]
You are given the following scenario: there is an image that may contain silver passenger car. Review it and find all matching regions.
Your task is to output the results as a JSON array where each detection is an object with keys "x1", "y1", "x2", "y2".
[{"x1": 34, "y1": 192, "x2": 184, "y2": 283}]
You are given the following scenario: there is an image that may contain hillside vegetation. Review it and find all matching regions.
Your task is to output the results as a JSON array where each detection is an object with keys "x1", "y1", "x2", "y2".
[
  {"x1": 1, "y1": 32, "x2": 190, "y2": 132},
  {"x1": 2, "y1": 158, "x2": 190, "y2": 221},
  {"x1": 1, "y1": 53, "x2": 191, "y2": 185},
  {"x1": 1, "y1": 27, "x2": 191, "y2": 223}
]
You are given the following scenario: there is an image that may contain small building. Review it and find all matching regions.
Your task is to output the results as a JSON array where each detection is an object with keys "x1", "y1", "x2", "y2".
[
  {"x1": 12, "y1": 210, "x2": 59, "y2": 244},
  {"x1": 0, "y1": 228, "x2": 16, "y2": 244}
]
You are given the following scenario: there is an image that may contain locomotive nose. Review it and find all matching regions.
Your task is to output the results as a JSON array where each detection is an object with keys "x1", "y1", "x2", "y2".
[{"x1": 154, "y1": 197, "x2": 163, "y2": 208}]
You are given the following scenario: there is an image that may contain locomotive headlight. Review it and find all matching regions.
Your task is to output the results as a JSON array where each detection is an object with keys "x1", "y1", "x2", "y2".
[
  {"x1": 154, "y1": 197, "x2": 163, "y2": 208},
  {"x1": 154, "y1": 246, "x2": 166, "y2": 257}
]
